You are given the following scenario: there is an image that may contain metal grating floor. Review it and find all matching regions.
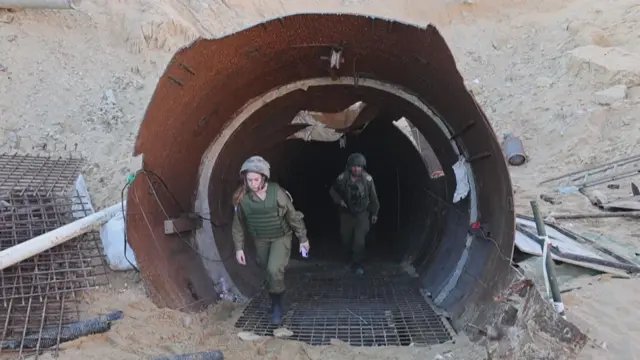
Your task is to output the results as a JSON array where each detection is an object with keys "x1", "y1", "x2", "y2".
[
  {"x1": 234, "y1": 265, "x2": 455, "y2": 346},
  {"x1": 0, "y1": 154, "x2": 109, "y2": 358}
]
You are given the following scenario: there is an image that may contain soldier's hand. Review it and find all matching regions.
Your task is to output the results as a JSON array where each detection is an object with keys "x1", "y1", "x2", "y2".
[
  {"x1": 371, "y1": 215, "x2": 378, "y2": 224},
  {"x1": 236, "y1": 250, "x2": 246, "y2": 265},
  {"x1": 340, "y1": 200, "x2": 347, "y2": 208},
  {"x1": 300, "y1": 240, "x2": 310, "y2": 252}
]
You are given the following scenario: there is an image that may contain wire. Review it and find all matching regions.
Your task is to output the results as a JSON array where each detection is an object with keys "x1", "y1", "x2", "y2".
[
  {"x1": 121, "y1": 175, "x2": 140, "y2": 273},
  {"x1": 124, "y1": 169, "x2": 235, "y2": 263}
]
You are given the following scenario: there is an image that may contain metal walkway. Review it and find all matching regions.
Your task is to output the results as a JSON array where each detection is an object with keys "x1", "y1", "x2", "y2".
[{"x1": 234, "y1": 264, "x2": 455, "y2": 346}]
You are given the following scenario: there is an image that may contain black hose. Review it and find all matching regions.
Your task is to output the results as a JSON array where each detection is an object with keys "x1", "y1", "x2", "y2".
[
  {"x1": 1, "y1": 311, "x2": 124, "y2": 350},
  {"x1": 153, "y1": 351, "x2": 224, "y2": 360}
]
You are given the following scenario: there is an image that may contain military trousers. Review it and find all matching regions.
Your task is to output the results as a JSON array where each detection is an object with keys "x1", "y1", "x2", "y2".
[
  {"x1": 254, "y1": 233, "x2": 292, "y2": 294},
  {"x1": 339, "y1": 211, "x2": 370, "y2": 264}
]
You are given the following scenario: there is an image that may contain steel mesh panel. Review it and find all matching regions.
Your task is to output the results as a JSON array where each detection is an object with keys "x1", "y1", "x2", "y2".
[
  {"x1": 235, "y1": 266, "x2": 455, "y2": 346},
  {"x1": 0, "y1": 154, "x2": 108, "y2": 357}
]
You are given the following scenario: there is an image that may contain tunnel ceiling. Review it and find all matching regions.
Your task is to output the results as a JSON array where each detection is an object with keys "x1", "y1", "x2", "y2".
[{"x1": 127, "y1": 12, "x2": 515, "y2": 323}]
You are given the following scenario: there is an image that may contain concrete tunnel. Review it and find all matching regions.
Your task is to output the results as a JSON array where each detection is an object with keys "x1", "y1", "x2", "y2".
[{"x1": 126, "y1": 13, "x2": 516, "y2": 331}]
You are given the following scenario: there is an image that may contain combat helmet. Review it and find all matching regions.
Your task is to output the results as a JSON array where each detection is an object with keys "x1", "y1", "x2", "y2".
[
  {"x1": 346, "y1": 152, "x2": 367, "y2": 168},
  {"x1": 240, "y1": 156, "x2": 271, "y2": 179}
]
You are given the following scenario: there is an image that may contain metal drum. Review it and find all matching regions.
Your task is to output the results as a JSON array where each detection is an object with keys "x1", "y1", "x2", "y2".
[{"x1": 502, "y1": 132, "x2": 527, "y2": 166}]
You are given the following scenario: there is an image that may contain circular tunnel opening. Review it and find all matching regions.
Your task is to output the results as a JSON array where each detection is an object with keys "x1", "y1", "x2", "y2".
[
  {"x1": 127, "y1": 13, "x2": 516, "y2": 333},
  {"x1": 200, "y1": 82, "x2": 462, "y2": 299}
]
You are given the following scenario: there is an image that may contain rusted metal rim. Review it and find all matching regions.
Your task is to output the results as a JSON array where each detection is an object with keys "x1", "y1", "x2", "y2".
[{"x1": 126, "y1": 13, "x2": 515, "y2": 329}]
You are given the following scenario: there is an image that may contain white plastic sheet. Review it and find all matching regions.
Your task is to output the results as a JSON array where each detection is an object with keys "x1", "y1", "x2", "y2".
[
  {"x1": 99, "y1": 203, "x2": 138, "y2": 271},
  {"x1": 452, "y1": 156, "x2": 470, "y2": 203}
]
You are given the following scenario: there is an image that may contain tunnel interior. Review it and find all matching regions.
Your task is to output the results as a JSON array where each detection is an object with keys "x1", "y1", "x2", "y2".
[
  {"x1": 226, "y1": 110, "x2": 438, "y2": 264},
  {"x1": 126, "y1": 13, "x2": 516, "y2": 336},
  {"x1": 206, "y1": 85, "x2": 466, "y2": 300}
]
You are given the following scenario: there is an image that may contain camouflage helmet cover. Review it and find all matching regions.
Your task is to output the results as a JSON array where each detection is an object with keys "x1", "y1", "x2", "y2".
[
  {"x1": 346, "y1": 152, "x2": 366, "y2": 168},
  {"x1": 240, "y1": 156, "x2": 271, "y2": 179}
]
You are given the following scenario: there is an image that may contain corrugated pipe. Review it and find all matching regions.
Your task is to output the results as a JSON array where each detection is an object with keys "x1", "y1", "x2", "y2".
[{"x1": 0, "y1": 0, "x2": 80, "y2": 10}]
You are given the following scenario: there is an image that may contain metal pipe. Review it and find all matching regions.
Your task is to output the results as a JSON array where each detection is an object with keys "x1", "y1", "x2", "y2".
[
  {"x1": 530, "y1": 201, "x2": 566, "y2": 319},
  {"x1": 550, "y1": 211, "x2": 640, "y2": 219},
  {"x1": 0, "y1": 0, "x2": 80, "y2": 9},
  {"x1": 580, "y1": 168, "x2": 640, "y2": 188},
  {"x1": 153, "y1": 351, "x2": 224, "y2": 360},
  {"x1": 0, "y1": 202, "x2": 123, "y2": 271},
  {"x1": 502, "y1": 132, "x2": 527, "y2": 166}
]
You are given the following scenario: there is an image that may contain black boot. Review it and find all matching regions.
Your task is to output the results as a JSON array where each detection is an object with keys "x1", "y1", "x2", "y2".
[
  {"x1": 269, "y1": 292, "x2": 284, "y2": 326},
  {"x1": 353, "y1": 262, "x2": 364, "y2": 275}
]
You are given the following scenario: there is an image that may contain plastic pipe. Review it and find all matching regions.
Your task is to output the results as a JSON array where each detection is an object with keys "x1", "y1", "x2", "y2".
[
  {"x1": 530, "y1": 201, "x2": 566, "y2": 319},
  {"x1": 0, "y1": 0, "x2": 80, "y2": 9},
  {"x1": 0, "y1": 202, "x2": 123, "y2": 270}
]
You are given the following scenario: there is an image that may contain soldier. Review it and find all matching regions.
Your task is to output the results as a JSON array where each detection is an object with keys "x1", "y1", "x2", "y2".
[
  {"x1": 329, "y1": 152, "x2": 380, "y2": 275},
  {"x1": 232, "y1": 156, "x2": 311, "y2": 326}
]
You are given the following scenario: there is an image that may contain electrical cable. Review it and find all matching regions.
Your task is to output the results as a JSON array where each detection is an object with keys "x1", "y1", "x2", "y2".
[
  {"x1": 122, "y1": 169, "x2": 235, "y2": 265},
  {"x1": 121, "y1": 173, "x2": 140, "y2": 272}
]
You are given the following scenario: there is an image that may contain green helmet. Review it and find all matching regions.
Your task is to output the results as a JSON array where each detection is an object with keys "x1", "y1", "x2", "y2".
[
  {"x1": 240, "y1": 156, "x2": 270, "y2": 179},
  {"x1": 346, "y1": 152, "x2": 366, "y2": 168}
]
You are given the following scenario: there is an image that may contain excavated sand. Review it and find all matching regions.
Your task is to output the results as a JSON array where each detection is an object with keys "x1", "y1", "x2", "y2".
[{"x1": 2, "y1": 0, "x2": 640, "y2": 359}]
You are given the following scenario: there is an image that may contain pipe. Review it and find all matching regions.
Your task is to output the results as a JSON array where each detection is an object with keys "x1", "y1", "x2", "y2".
[
  {"x1": 0, "y1": 202, "x2": 123, "y2": 271},
  {"x1": 153, "y1": 351, "x2": 224, "y2": 360},
  {"x1": 530, "y1": 201, "x2": 566, "y2": 319},
  {"x1": 502, "y1": 132, "x2": 527, "y2": 166},
  {"x1": 126, "y1": 13, "x2": 516, "y2": 323},
  {"x1": 550, "y1": 211, "x2": 640, "y2": 219},
  {"x1": 539, "y1": 153, "x2": 640, "y2": 185},
  {"x1": 0, "y1": 0, "x2": 80, "y2": 9}
]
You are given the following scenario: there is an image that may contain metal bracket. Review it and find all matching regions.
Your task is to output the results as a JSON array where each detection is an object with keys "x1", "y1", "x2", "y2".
[
  {"x1": 320, "y1": 47, "x2": 345, "y2": 80},
  {"x1": 164, "y1": 214, "x2": 202, "y2": 235}
]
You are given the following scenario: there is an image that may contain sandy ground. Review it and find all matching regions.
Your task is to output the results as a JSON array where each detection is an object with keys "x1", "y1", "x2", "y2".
[{"x1": 2, "y1": 0, "x2": 640, "y2": 359}]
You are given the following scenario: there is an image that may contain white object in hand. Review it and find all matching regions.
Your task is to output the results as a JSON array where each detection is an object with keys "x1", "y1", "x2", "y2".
[{"x1": 300, "y1": 247, "x2": 309, "y2": 258}]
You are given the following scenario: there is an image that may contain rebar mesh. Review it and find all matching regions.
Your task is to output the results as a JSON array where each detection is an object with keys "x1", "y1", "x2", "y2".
[
  {"x1": 0, "y1": 154, "x2": 108, "y2": 358},
  {"x1": 0, "y1": 154, "x2": 84, "y2": 197},
  {"x1": 235, "y1": 266, "x2": 455, "y2": 346}
]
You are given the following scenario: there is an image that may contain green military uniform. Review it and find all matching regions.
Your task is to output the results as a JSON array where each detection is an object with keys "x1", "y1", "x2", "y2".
[
  {"x1": 329, "y1": 153, "x2": 380, "y2": 271},
  {"x1": 232, "y1": 182, "x2": 307, "y2": 294},
  {"x1": 231, "y1": 155, "x2": 309, "y2": 326}
]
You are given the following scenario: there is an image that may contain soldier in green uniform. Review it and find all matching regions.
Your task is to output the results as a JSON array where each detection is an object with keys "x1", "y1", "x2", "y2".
[
  {"x1": 329, "y1": 152, "x2": 380, "y2": 275},
  {"x1": 232, "y1": 156, "x2": 311, "y2": 325}
]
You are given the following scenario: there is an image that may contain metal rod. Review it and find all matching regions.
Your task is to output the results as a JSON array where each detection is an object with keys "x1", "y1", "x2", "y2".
[
  {"x1": 539, "y1": 154, "x2": 640, "y2": 185},
  {"x1": 530, "y1": 201, "x2": 566, "y2": 319},
  {"x1": 581, "y1": 168, "x2": 640, "y2": 188},
  {"x1": 550, "y1": 211, "x2": 640, "y2": 219},
  {"x1": 0, "y1": 0, "x2": 81, "y2": 9},
  {"x1": 569, "y1": 157, "x2": 640, "y2": 182}
]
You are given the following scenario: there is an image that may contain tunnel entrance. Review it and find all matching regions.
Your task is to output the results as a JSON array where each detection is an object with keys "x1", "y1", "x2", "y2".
[
  {"x1": 202, "y1": 81, "x2": 460, "y2": 346},
  {"x1": 271, "y1": 112, "x2": 433, "y2": 264},
  {"x1": 126, "y1": 13, "x2": 515, "y2": 339}
]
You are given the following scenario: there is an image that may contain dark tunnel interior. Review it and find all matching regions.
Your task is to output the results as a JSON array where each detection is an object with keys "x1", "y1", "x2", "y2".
[
  {"x1": 264, "y1": 115, "x2": 437, "y2": 264},
  {"x1": 204, "y1": 86, "x2": 461, "y2": 300}
]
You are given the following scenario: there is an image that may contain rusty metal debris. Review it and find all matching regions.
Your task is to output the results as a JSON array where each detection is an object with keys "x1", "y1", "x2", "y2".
[
  {"x1": 0, "y1": 153, "x2": 108, "y2": 358},
  {"x1": 539, "y1": 153, "x2": 640, "y2": 187}
]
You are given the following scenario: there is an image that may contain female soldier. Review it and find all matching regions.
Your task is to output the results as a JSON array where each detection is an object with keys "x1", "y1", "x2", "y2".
[{"x1": 231, "y1": 155, "x2": 311, "y2": 326}]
